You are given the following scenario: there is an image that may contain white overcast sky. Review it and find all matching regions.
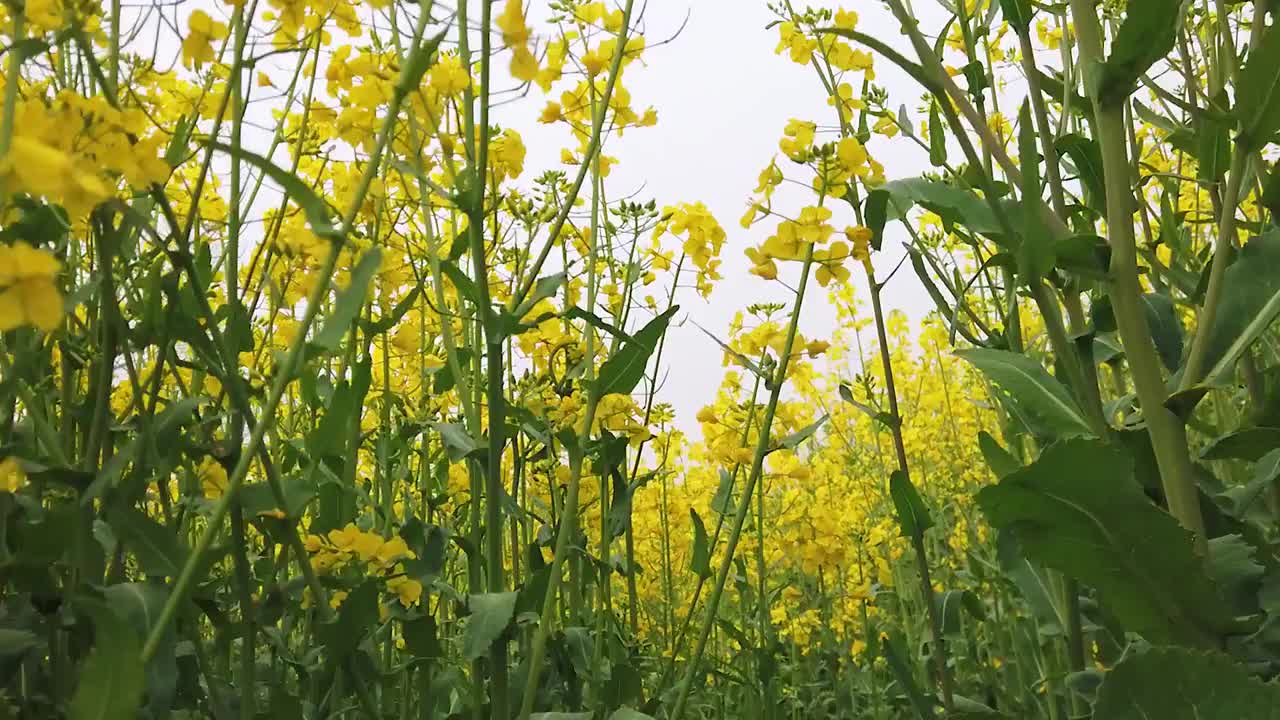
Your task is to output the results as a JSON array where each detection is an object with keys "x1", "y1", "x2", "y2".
[
  {"x1": 497, "y1": 0, "x2": 954, "y2": 429},
  {"x1": 159, "y1": 0, "x2": 960, "y2": 430}
]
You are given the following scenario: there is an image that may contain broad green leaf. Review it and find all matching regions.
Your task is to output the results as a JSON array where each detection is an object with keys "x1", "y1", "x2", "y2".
[
  {"x1": 889, "y1": 470, "x2": 933, "y2": 538},
  {"x1": 1140, "y1": 293, "x2": 1184, "y2": 371},
  {"x1": 977, "y1": 439, "x2": 1233, "y2": 647},
  {"x1": 238, "y1": 477, "x2": 317, "y2": 519},
  {"x1": 996, "y1": 532, "x2": 1065, "y2": 631},
  {"x1": 531, "y1": 714, "x2": 593, "y2": 720},
  {"x1": 1197, "y1": 90, "x2": 1232, "y2": 182},
  {"x1": 1017, "y1": 101, "x2": 1054, "y2": 282},
  {"x1": 939, "y1": 589, "x2": 985, "y2": 635},
  {"x1": 311, "y1": 248, "x2": 382, "y2": 354},
  {"x1": 1055, "y1": 134, "x2": 1107, "y2": 214},
  {"x1": 865, "y1": 189, "x2": 890, "y2": 251},
  {"x1": 1198, "y1": 230, "x2": 1280, "y2": 384},
  {"x1": 1093, "y1": 647, "x2": 1280, "y2": 719},
  {"x1": 1262, "y1": 162, "x2": 1280, "y2": 220},
  {"x1": 319, "y1": 580, "x2": 379, "y2": 656},
  {"x1": 441, "y1": 260, "x2": 480, "y2": 306},
  {"x1": 957, "y1": 348, "x2": 1094, "y2": 438},
  {"x1": 608, "y1": 710, "x2": 656, "y2": 720},
  {"x1": 689, "y1": 508, "x2": 711, "y2": 579},
  {"x1": 1096, "y1": 0, "x2": 1183, "y2": 106},
  {"x1": 1220, "y1": 447, "x2": 1280, "y2": 516},
  {"x1": 108, "y1": 507, "x2": 189, "y2": 578},
  {"x1": 977, "y1": 431, "x2": 1021, "y2": 478},
  {"x1": 103, "y1": 583, "x2": 178, "y2": 718},
  {"x1": 928, "y1": 102, "x2": 947, "y2": 167},
  {"x1": 998, "y1": 0, "x2": 1035, "y2": 30},
  {"x1": 880, "y1": 177, "x2": 1002, "y2": 236},
  {"x1": 69, "y1": 599, "x2": 145, "y2": 720},
  {"x1": 0, "y1": 629, "x2": 38, "y2": 660},
  {"x1": 1238, "y1": 22, "x2": 1280, "y2": 149},
  {"x1": 461, "y1": 592, "x2": 518, "y2": 662},
  {"x1": 210, "y1": 141, "x2": 339, "y2": 240},
  {"x1": 1207, "y1": 534, "x2": 1264, "y2": 615},
  {"x1": 431, "y1": 422, "x2": 480, "y2": 463},
  {"x1": 1199, "y1": 427, "x2": 1280, "y2": 462},
  {"x1": 880, "y1": 630, "x2": 935, "y2": 719},
  {"x1": 401, "y1": 615, "x2": 442, "y2": 661},
  {"x1": 595, "y1": 305, "x2": 678, "y2": 396}
]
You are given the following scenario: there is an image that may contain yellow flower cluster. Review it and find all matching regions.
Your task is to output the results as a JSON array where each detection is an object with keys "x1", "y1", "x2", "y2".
[
  {"x1": 304, "y1": 524, "x2": 423, "y2": 608},
  {"x1": 0, "y1": 242, "x2": 62, "y2": 332}
]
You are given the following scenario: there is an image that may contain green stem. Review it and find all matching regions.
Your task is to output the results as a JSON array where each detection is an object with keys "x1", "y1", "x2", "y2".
[
  {"x1": 1068, "y1": 0, "x2": 1207, "y2": 551},
  {"x1": 669, "y1": 246, "x2": 816, "y2": 720}
]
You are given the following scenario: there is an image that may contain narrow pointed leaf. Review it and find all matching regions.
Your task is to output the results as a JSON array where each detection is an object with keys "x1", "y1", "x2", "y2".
[{"x1": 957, "y1": 348, "x2": 1093, "y2": 438}]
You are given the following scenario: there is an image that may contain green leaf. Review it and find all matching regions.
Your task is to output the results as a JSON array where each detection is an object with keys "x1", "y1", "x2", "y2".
[
  {"x1": 939, "y1": 589, "x2": 985, "y2": 635},
  {"x1": 1140, "y1": 293, "x2": 1184, "y2": 371},
  {"x1": 238, "y1": 477, "x2": 317, "y2": 519},
  {"x1": 595, "y1": 306, "x2": 677, "y2": 397},
  {"x1": 1198, "y1": 230, "x2": 1280, "y2": 384},
  {"x1": 1199, "y1": 427, "x2": 1280, "y2": 462},
  {"x1": 689, "y1": 508, "x2": 711, "y2": 579},
  {"x1": 1261, "y1": 162, "x2": 1280, "y2": 221},
  {"x1": 928, "y1": 101, "x2": 947, "y2": 167},
  {"x1": 0, "y1": 629, "x2": 38, "y2": 660},
  {"x1": 1237, "y1": 22, "x2": 1280, "y2": 149},
  {"x1": 977, "y1": 439, "x2": 1233, "y2": 647},
  {"x1": 397, "y1": 27, "x2": 450, "y2": 92},
  {"x1": 957, "y1": 348, "x2": 1094, "y2": 438},
  {"x1": 564, "y1": 307, "x2": 632, "y2": 342},
  {"x1": 1221, "y1": 447, "x2": 1280, "y2": 515},
  {"x1": 310, "y1": 248, "x2": 382, "y2": 354},
  {"x1": 319, "y1": 581, "x2": 379, "y2": 657},
  {"x1": 461, "y1": 592, "x2": 518, "y2": 662},
  {"x1": 1096, "y1": 0, "x2": 1183, "y2": 106},
  {"x1": 997, "y1": 532, "x2": 1065, "y2": 631},
  {"x1": 865, "y1": 189, "x2": 890, "y2": 251},
  {"x1": 1017, "y1": 101, "x2": 1054, "y2": 283},
  {"x1": 1197, "y1": 90, "x2": 1232, "y2": 182},
  {"x1": 977, "y1": 431, "x2": 1021, "y2": 478},
  {"x1": 1093, "y1": 647, "x2": 1280, "y2": 719},
  {"x1": 880, "y1": 631, "x2": 935, "y2": 719},
  {"x1": 531, "y1": 714, "x2": 593, "y2": 720},
  {"x1": 431, "y1": 422, "x2": 480, "y2": 463},
  {"x1": 209, "y1": 141, "x2": 339, "y2": 240},
  {"x1": 401, "y1": 615, "x2": 442, "y2": 661},
  {"x1": 103, "y1": 583, "x2": 178, "y2": 717},
  {"x1": 1055, "y1": 134, "x2": 1107, "y2": 214},
  {"x1": 441, "y1": 260, "x2": 480, "y2": 307},
  {"x1": 772, "y1": 414, "x2": 827, "y2": 452},
  {"x1": 513, "y1": 273, "x2": 566, "y2": 321},
  {"x1": 69, "y1": 599, "x2": 145, "y2": 720},
  {"x1": 108, "y1": 507, "x2": 190, "y2": 578},
  {"x1": 880, "y1": 177, "x2": 1002, "y2": 236},
  {"x1": 1206, "y1": 534, "x2": 1264, "y2": 615},
  {"x1": 608, "y1": 710, "x2": 656, "y2": 720},
  {"x1": 889, "y1": 470, "x2": 933, "y2": 538},
  {"x1": 998, "y1": 0, "x2": 1035, "y2": 30}
]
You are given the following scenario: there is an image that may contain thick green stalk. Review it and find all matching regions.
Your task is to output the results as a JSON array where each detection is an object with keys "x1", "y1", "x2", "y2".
[{"x1": 1068, "y1": 0, "x2": 1207, "y2": 549}]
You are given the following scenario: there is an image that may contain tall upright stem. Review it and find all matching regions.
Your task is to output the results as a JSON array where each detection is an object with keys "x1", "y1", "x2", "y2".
[{"x1": 1068, "y1": 0, "x2": 1207, "y2": 549}]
